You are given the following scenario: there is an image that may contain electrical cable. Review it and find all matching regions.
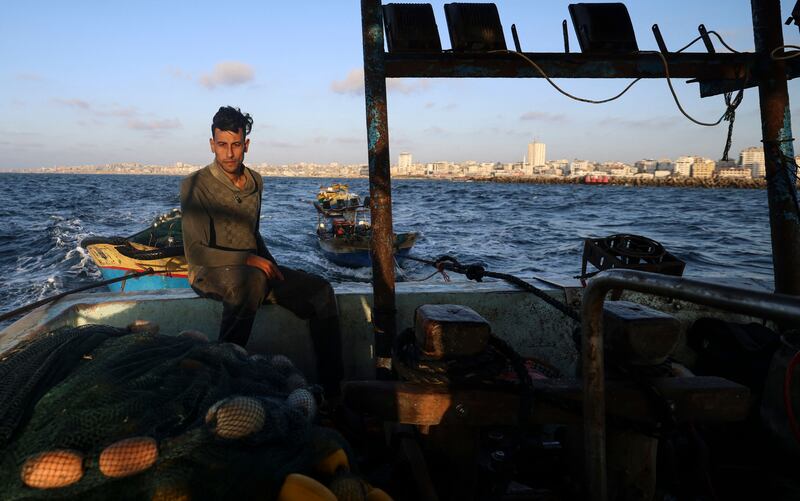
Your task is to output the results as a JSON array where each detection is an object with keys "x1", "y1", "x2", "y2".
[
  {"x1": 496, "y1": 29, "x2": 745, "y2": 127},
  {"x1": 492, "y1": 49, "x2": 642, "y2": 104},
  {"x1": 640, "y1": 50, "x2": 746, "y2": 127},
  {"x1": 674, "y1": 35, "x2": 704, "y2": 53},
  {"x1": 707, "y1": 30, "x2": 741, "y2": 53},
  {"x1": 771, "y1": 44, "x2": 800, "y2": 60}
]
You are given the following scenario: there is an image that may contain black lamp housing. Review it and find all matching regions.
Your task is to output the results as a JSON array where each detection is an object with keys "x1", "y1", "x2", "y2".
[
  {"x1": 444, "y1": 3, "x2": 506, "y2": 52},
  {"x1": 568, "y1": 3, "x2": 639, "y2": 54},
  {"x1": 382, "y1": 3, "x2": 442, "y2": 53}
]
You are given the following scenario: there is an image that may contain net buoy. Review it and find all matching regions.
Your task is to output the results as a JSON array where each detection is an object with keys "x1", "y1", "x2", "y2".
[
  {"x1": 277, "y1": 473, "x2": 336, "y2": 501},
  {"x1": 366, "y1": 487, "x2": 394, "y2": 501},
  {"x1": 287, "y1": 388, "x2": 317, "y2": 421},
  {"x1": 221, "y1": 343, "x2": 248, "y2": 357},
  {"x1": 286, "y1": 373, "x2": 307, "y2": 391},
  {"x1": 99, "y1": 437, "x2": 158, "y2": 478},
  {"x1": 315, "y1": 448, "x2": 350, "y2": 476},
  {"x1": 271, "y1": 354, "x2": 295, "y2": 371},
  {"x1": 329, "y1": 472, "x2": 371, "y2": 501},
  {"x1": 21, "y1": 450, "x2": 84, "y2": 489},
  {"x1": 177, "y1": 330, "x2": 209, "y2": 342},
  {"x1": 206, "y1": 396, "x2": 266, "y2": 439}
]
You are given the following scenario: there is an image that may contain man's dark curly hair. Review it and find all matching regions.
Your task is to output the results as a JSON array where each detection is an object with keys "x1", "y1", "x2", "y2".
[{"x1": 211, "y1": 106, "x2": 253, "y2": 137}]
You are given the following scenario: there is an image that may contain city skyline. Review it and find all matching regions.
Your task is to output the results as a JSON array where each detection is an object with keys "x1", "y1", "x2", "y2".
[
  {"x1": 12, "y1": 143, "x2": 775, "y2": 183},
  {"x1": 2, "y1": 1, "x2": 800, "y2": 169}
]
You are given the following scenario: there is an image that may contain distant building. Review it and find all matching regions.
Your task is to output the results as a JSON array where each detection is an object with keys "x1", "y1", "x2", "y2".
[
  {"x1": 656, "y1": 158, "x2": 674, "y2": 172},
  {"x1": 570, "y1": 159, "x2": 590, "y2": 175},
  {"x1": 740, "y1": 147, "x2": 765, "y2": 178},
  {"x1": 691, "y1": 157, "x2": 716, "y2": 178},
  {"x1": 635, "y1": 159, "x2": 658, "y2": 174},
  {"x1": 674, "y1": 156, "x2": 694, "y2": 177},
  {"x1": 527, "y1": 141, "x2": 546, "y2": 168},
  {"x1": 398, "y1": 152, "x2": 412, "y2": 170},
  {"x1": 718, "y1": 167, "x2": 752, "y2": 178}
]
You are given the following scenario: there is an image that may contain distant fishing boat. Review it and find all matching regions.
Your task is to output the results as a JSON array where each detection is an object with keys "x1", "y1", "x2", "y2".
[
  {"x1": 314, "y1": 184, "x2": 418, "y2": 268},
  {"x1": 583, "y1": 174, "x2": 610, "y2": 185},
  {"x1": 81, "y1": 209, "x2": 189, "y2": 291}
]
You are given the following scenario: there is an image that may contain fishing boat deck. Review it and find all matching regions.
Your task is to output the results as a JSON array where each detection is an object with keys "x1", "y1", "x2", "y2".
[{"x1": 0, "y1": 275, "x2": 772, "y2": 383}]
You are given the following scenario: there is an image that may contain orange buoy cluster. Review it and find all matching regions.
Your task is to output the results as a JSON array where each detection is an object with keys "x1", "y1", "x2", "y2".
[{"x1": 21, "y1": 436, "x2": 159, "y2": 490}]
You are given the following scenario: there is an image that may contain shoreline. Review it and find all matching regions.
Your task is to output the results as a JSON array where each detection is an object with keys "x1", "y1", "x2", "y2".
[
  {"x1": 468, "y1": 175, "x2": 771, "y2": 189},
  {"x1": 0, "y1": 171, "x2": 777, "y2": 189}
]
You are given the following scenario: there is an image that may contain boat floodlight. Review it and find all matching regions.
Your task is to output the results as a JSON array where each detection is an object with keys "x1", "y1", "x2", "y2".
[
  {"x1": 568, "y1": 3, "x2": 639, "y2": 54},
  {"x1": 444, "y1": 3, "x2": 506, "y2": 52},
  {"x1": 382, "y1": 3, "x2": 442, "y2": 53}
]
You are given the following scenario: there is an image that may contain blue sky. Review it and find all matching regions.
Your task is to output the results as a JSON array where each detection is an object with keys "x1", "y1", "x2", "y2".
[{"x1": 1, "y1": 0, "x2": 799, "y2": 169}]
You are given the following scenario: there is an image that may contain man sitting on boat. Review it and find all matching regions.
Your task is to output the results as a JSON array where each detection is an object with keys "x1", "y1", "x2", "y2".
[{"x1": 180, "y1": 106, "x2": 343, "y2": 396}]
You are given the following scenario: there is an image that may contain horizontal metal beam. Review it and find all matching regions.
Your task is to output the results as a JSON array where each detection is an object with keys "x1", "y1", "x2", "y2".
[{"x1": 385, "y1": 51, "x2": 760, "y2": 80}]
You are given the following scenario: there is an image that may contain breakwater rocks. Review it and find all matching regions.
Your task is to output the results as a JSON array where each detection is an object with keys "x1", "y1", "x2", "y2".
[{"x1": 471, "y1": 176, "x2": 771, "y2": 189}]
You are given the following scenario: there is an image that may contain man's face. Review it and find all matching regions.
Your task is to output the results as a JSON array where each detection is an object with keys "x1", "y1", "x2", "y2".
[{"x1": 210, "y1": 128, "x2": 249, "y2": 174}]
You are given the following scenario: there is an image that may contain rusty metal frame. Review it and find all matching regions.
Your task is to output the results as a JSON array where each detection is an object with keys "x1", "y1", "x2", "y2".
[
  {"x1": 581, "y1": 269, "x2": 800, "y2": 501},
  {"x1": 362, "y1": 0, "x2": 397, "y2": 372}
]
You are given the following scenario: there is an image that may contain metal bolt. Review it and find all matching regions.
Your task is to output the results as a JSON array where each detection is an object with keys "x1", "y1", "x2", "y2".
[{"x1": 455, "y1": 403, "x2": 467, "y2": 417}]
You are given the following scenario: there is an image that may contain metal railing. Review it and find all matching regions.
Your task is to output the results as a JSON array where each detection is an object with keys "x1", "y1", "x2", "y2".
[{"x1": 581, "y1": 269, "x2": 800, "y2": 501}]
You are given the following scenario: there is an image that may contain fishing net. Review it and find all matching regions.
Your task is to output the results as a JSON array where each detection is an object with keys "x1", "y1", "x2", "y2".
[{"x1": 0, "y1": 325, "x2": 355, "y2": 500}]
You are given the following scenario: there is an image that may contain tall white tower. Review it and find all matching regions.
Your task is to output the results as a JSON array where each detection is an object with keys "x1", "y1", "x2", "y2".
[
  {"x1": 527, "y1": 141, "x2": 546, "y2": 168},
  {"x1": 398, "y1": 152, "x2": 412, "y2": 174}
]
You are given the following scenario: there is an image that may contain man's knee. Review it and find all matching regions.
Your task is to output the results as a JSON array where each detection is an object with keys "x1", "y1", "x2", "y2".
[
  {"x1": 310, "y1": 276, "x2": 337, "y2": 319},
  {"x1": 226, "y1": 269, "x2": 268, "y2": 308}
]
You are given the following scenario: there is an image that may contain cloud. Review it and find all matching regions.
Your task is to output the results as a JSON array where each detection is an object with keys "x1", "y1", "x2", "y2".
[
  {"x1": 335, "y1": 137, "x2": 361, "y2": 144},
  {"x1": 16, "y1": 72, "x2": 45, "y2": 82},
  {"x1": 266, "y1": 140, "x2": 298, "y2": 148},
  {"x1": 52, "y1": 98, "x2": 181, "y2": 134},
  {"x1": 424, "y1": 102, "x2": 435, "y2": 109},
  {"x1": 54, "y1": 98, "x2": 92, "y2": 110},
  {"x1": 331, "y1": 68, "x2": 431, "y2": 96},
  {"x1": 597, "y1": 116, "x2": 679, "y2": 128},
  {"x1": 0, "y1": 139, "x2": 44, "y2": 149},
  {"x1": 423, "y1": 126, "x2": 447, "y2": 135},
  {"x1": 126, "y1": 118, "x2": 182, "y2": 131},
  {"x1": 165, "y1": 66, "x2": 192, "y2": 81},
  {"x1": 387, "y1": 78, "x2": 430, "y2": 95},
  {"x1": 199, "y1": 62, "x2": 255, "y2": 89},
  {"x1": 331, "y1": 69, "x2": 364, "y2": 95},
  {"x1": 520, "y1": 111, "x2": 567, "y2": 122}
]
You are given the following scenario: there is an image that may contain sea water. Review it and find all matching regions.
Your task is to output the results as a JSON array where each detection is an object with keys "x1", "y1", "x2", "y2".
[{"x1": 0, "y1": 173, "x2": 774, "y2": 329}]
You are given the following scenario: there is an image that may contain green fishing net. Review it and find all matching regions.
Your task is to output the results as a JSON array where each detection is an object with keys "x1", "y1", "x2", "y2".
[{"x1": 0, "y1": 325, "x2": 349, "y2": 500}]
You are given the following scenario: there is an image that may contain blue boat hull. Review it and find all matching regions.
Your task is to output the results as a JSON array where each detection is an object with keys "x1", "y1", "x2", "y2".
[
  {"x1": 320, "y1": 246, "x2": 413, "y2": 268},
  {"x1": 99, "y1": 268, "x2": 190, "y2": 292}
]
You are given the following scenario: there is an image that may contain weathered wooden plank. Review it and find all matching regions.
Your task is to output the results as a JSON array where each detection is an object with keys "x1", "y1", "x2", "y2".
[{"x1": 342, "y1": 378, "x2": 750, "y2": 426}]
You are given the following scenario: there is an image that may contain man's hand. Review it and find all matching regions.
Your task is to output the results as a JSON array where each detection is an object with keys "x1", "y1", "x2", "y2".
[{"x1": 246, "y1": 254, "x2": 284, "y2": 281}]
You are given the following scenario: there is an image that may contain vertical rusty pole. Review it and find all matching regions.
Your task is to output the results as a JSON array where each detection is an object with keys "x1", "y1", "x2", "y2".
[
  {"x1": 361, "y1": 0, "x2": 397, "y2": 374},
  {"x1": 752, "y1": 0, "x2": 800, "y2": 297},
  {"x1": 582, "y1": 295, "x2": 607, "y2": 501}
]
